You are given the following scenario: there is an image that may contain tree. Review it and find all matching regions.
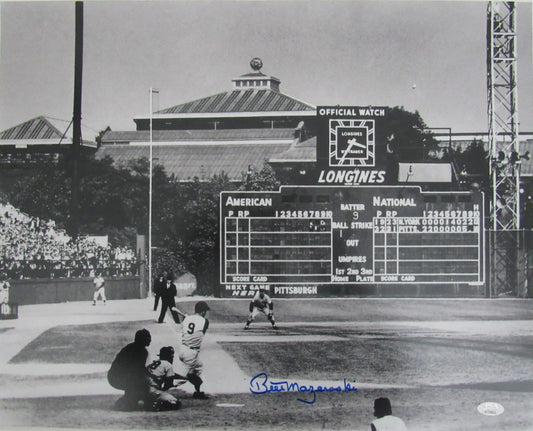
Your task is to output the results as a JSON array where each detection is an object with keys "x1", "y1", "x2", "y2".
[
  {"x1": 454, "y1": 140, "x2": 489, "y2": 177},
  {"x1": 150, "y1": 163, "x2": 283, "y2": 295},
  {"x1": 379, "y1": 107, "x2": 439, "y2": 163},
  {"x1": 3, "y1": 154, "x2": 151, "y2": 248},
  {"x1": 453, "y1": 140, "x2": 490, "y2": 191},
  {"x1": 154, "y1": 174, "x2": 235, "y2": 295},
  {"x1": 5, "y1": 158, "x2": 71, "y2": 224},
  {"x1": 239, "y1": 162, "x2": 281, "y2": 191}
]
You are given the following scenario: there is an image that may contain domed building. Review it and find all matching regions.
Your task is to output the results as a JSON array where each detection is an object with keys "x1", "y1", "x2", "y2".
[{"x1": 97, "y1": 59, "x2": 317, "y2": 181}]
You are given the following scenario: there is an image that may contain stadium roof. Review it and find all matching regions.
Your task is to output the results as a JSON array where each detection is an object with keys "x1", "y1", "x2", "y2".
[
  {"x1": 97, "y1": 127, "x2": 300, "y2": 181},
  {"x1": 269, "y1": 136, "x2": 317, "y2": 163},
  {"x1": 0, "y1": 116, "x2": 97, "y2": 147},
  {"x1": 101, "y1": 128, "x2": 297, "y2": 144},
  {"x1": 137, "y1": 65, "x2": 314, "y2": 120},
  {"x1": 96, "y1": 142, "x2": 293, "y2": 181},
  {"x1": 153, "y1": 88, "x2": 315, "y2": 116}
]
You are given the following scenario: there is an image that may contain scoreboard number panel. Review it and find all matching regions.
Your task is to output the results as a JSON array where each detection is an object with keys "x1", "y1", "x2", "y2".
[
  {"x1": 220, "y1": 186, "x2": 484, "y2": 289},
  {"x1": 224, "y1": 217, "x2": 333, "y2": 283}
]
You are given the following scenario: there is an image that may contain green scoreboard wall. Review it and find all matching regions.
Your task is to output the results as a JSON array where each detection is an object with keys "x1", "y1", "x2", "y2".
[{"x1": 220, "y1": 186, "x2": 484, "y2": 297}]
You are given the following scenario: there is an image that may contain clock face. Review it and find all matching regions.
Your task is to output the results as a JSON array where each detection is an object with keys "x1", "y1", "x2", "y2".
[{"x1": 328, "y1": 119, "x2": 375, "y2": 167}]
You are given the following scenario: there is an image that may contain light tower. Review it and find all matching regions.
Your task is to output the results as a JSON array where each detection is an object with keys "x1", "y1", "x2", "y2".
[
  {"x1": 487, "y1": 1, "x2": 520, "y2": 231},
  {"x1": 487, "y1": 1, "x2": 524, "y2": 297}
]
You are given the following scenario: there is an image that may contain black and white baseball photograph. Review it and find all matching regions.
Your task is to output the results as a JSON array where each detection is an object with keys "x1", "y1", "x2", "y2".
[{"x1": 0, "y1": 0, "x2": 532, "y2": 430}]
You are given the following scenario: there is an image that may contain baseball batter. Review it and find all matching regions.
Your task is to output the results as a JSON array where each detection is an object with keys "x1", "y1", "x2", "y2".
[
  {"x1": 244, "y1": 288, "x2": 278, "y2": 330},
  {"x1": 176, "y1": 301, "x2": 210, "y2": 399}
]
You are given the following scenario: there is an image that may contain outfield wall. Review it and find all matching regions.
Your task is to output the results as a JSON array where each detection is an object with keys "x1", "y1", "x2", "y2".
[
  {"x1": 227, "y1": 283, "x2": 488, "y2": 298},
  {"x1": 9, "y1": 277, "x2": 144, "y2": 305}
]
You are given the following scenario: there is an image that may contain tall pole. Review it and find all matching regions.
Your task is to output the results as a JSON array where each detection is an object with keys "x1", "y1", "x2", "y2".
[
  {"x1": 487, "y1": 1, "x2": 520, "y2": 230},
  {"x1": 148, "y1": 88, "x2": 159, "y2": 297},
  {"x1": 70, "y1": 1, "x2": 83, "y2": 238},
  {"x1": 487, "y1": 2, "x2": 521, "y2": 297}
]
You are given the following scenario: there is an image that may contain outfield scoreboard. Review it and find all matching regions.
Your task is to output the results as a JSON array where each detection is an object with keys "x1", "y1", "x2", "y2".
[{"x1": 220, "y1": 186, "x2": 484, "y2": 296}]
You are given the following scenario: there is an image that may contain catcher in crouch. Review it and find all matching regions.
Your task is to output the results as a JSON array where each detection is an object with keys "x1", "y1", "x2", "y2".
[{"x1": 244, "y1": 288, "x2": 278, "y2": 330}]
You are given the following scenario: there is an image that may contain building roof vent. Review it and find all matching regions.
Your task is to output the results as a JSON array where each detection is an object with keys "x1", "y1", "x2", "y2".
[{"x1": 232, "y1": 58, "x2": 281, "y2": 92}]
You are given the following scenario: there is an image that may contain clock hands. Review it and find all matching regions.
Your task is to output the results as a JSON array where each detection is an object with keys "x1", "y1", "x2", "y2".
[{"x1": 338, "y1": 138, "x2": 365, "y2": 164}]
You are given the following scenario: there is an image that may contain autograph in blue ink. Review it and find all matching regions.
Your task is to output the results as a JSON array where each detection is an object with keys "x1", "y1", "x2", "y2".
[{"x1": 249, "y1": 372, "x2": 358, "y2": 404}]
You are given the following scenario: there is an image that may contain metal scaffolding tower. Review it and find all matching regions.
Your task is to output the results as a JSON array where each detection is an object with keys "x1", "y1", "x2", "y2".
[
  {"x1": 487, "y1": 1, "x2": 520, "y2": 231},
  {"x1": 487, "y1": 1, "x2": 528, "y2": 297}
]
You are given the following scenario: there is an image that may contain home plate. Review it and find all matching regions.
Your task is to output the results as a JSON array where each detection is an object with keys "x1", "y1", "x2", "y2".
[{"x1": 216, "y1": 403, "x2": 245, "y2": 408}]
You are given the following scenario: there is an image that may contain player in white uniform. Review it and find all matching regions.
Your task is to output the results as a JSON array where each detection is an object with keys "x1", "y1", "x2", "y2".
[
  {"x1": 0, "y1": 275, "x2": 10, "y2": 304},
  {"x1": 370, "y1": 397, "x2": 408, "y2": 431},
  {"x1": 145, "y1": 346, "x2": 183, "y2": 411},
  {"x1": 244, "y1": 288, "x2": 278, "y2": 330},
  {"x1": 176, "y1": 301, "x2": 210, "y2": 399},
  {"x1": 92, "y1": 273, "x2": 106, "y2": 306}
]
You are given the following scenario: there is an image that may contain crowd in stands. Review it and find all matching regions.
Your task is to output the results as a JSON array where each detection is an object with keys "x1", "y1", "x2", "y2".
[{"x1": 0, "y1": 202, "x2": 138, "y2": 280}]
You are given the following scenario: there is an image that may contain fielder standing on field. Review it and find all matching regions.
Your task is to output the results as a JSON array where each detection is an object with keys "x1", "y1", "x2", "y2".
[
  {"x1": 0, "y1": 274, "x2": 10, "y2": 304},
  {"x1": 244, "y1": 288, "x2": 278, "y2": 330},
  {"x1": 176, "y1": 301, "x2": 211, "y2": 399},
  {"x1": 92, "y1": 272, "x2": 106, "y2": 306}
]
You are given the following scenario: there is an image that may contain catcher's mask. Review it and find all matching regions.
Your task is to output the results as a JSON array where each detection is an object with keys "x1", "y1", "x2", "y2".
[{"x1": 159, "y1": 346, "x2": 175, "y2": 361}]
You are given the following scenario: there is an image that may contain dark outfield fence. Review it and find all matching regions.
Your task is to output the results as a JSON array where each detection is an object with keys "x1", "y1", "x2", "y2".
[
  {"x1": 9, "y1": 276, "x2": 144, "y2": 306},
  {"x1": 222, "y1": 282, "x2": 487, "y2": 299},
  {"x1": 488, "y1": 229, "x2": 532, "y2": 298}
]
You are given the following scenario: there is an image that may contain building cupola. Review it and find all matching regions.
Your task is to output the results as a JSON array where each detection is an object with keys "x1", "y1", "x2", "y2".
[{"x1": 232, "y1": 57, "x2": 281, "y2": 92}]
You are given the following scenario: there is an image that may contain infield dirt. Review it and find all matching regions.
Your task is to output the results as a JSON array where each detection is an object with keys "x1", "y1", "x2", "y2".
[{"x1": 0, "y1": 297, "x2": 531, "y2": 430}]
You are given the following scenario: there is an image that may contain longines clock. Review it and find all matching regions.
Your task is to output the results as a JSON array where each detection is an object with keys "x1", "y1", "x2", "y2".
[{"x1": 328, "y1": 119, "x2": 375, "y2": 167}]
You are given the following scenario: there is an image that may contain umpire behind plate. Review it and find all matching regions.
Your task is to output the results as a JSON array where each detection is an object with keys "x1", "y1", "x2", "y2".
[{"x1": 244, "y1": 288, "x2": 278, "y2": 330}]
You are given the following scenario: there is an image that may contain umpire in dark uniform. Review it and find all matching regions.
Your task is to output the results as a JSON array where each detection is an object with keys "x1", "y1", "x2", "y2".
[
  {"x1": 158, "y1": 274, "x2": 182, "y2": 324},
  {"x1": 108, "y1": 328, "x2": 152, "y2": 410},
  {"x1": 153, "y1": 271, "x2": 167, "y2": 311}
]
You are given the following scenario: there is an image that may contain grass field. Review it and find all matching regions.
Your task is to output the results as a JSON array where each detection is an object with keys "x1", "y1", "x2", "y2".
[
  {"x1": 10, "y1": 320, "x2": 154, "y2": 364},
  {"x1": 0, "y1": 298, "x2": 532, "y2": 430}
]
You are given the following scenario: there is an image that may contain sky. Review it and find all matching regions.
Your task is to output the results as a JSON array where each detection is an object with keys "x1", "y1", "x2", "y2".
[{"x1": 0, "y1": 0, "x2": 532, "y2": 139}]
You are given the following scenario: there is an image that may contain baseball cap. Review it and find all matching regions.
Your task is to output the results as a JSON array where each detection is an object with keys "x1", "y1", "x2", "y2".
[{"x1": 195, "y1": 301, "x2": 210, "y2": 313}]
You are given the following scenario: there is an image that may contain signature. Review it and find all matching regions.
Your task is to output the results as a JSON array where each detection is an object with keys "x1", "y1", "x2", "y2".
[{"x1": 249, "y1": 372, "x2": 357, "y2": 404}]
